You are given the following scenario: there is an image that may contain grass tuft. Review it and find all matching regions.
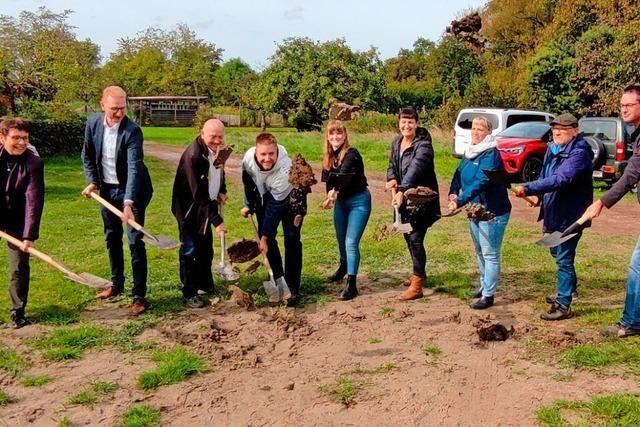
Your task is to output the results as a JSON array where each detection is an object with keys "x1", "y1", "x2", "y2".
[
  {"x1": 536, "y1": 393, "x2": 640, "y2": 426},
  {"x1": 67, "y1": 390, "x2": 98, "y2": 406},
  {"x1": 30, "y1": 324, "x2": 109, "y2": 361},
  {"x1": 368, "y1": 336, "x2": 381, "y2": 344},
  {"x1": 0, "y1": 388, "x2": 12, "y2": 406},
  {"x1": 422, "y1": 345, "x2": 442, "y2": 358},
  {"x1": 137, "y1": 346, "x2": 208, "y2": 391},
  {"x1": 317, "y1": 376, "x2": 362, "y2": 407},
  {"x1": 91, "y1": 379, "x2": 119, "y2": 394},
  {"x1": 20, "y1": 374, "x2": 55, "y2": 387},
  {"x1": 373, "y1": 362, "x2": 395, "y2": 373},
  {"x1": 562, "y1": 338, "x2": 640, "y2": 374},
  {"x1": 0, "y1": 345, "x2": 29, "y2": 377},
  {"x1": 118, "y1": 404, "x2": 160, "y2": 427}
]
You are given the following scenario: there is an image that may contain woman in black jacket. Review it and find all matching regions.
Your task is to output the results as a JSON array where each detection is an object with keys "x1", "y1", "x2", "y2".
[
  {"x1": 322, "y1": 120, "x2": 371, "y2": 300},
  {"x1": 386, "y1": 107, "x2": 440, "y2": 300}
]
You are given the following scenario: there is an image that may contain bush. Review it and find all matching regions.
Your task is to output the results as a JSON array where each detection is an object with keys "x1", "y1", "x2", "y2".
[
  {"x1": 29, "y1": 116, "x2": 85, "y2": 157},
  {"x1": 346, "y1": 111, "x2": 398, "y2": 133}
]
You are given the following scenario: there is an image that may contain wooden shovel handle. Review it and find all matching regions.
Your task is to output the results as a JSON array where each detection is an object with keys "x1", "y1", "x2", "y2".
[
  {"x1": 89, "y1": 192, "x2": 143, "y2": 231},
  {"x1": 508, "y1": 188, "x2": 538, "y2": 206},
  {"x1": 0, "y1": 230, "x2": 72, "y2": 276}
]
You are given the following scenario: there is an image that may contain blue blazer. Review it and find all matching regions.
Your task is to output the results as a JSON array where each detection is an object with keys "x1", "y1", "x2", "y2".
[{"x1": 82, "y1": 113, "x2": 153, "y2": 206}]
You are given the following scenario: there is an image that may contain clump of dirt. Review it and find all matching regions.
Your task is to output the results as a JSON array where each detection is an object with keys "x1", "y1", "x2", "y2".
[
  {"x1": 245, "y1": 260, "x2": 262, "y2": 274},
  {"x1": 258, "y1": 308, "x2": 315, "y2": 340},
  {"x1": 372, "y1": 223, "x2": 394, "y2": 241},
  {"x1": 289, "y1": 153, "x2": 317, "y2": 190},
  {"x1": 466, "y1": 203, "x2": 496, "y2": 221},
  {"x1": 405, "y1": 186, "x2": 438, "y2": 206},
  {"x1": 213, "y1": 144, "x2": 234, "y2": 167},
  {"x1": 227, "y1": 238, "x2": 260, "y2": 263},
  {"x1": 228, "y1": 285, "x2": 255, "y2": 310},
  {"x1": 542, "y1": 330, "x2": 586, "y2": 348},
  {"x1": 476, "y1": 323, "x2": 515, "y2": 342}
]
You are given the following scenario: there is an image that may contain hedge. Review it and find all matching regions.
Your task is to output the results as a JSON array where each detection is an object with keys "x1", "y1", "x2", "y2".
[{"x1": 28, "y1": 116, "x2": 86, "y2": 157}]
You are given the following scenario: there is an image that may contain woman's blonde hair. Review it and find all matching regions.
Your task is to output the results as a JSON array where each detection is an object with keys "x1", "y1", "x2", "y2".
[
  {"x1": 322, "y1": 120, "x2": 350, "y2": 170},
  {"x1": 472, "y1": 116, "x2": 493, "y2": 131}
]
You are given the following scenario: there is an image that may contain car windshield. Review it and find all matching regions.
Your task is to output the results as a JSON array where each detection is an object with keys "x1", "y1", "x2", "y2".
[
  {"x1": 580, "y1": 120, "x2": 617, "y2": 141},
  {"x1": 457, "y1": 113, "x2": 499, "y2": 130},
  {"x1": 497, "y1": 122, "x2": 550, "y2": 138}
]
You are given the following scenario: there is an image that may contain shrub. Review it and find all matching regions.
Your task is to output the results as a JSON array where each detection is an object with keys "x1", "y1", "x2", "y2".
[
  {"x1": 28, "y1": 116, "x2": 86, "y2": 157},
  {"x1": 346, "y1": 111, "x2": 398, "y2": 133}
]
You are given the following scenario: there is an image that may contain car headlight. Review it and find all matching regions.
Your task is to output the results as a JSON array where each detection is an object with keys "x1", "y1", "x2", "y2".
[{"x1": 499, "y1": 146, "x2": 524, "y2": 155}]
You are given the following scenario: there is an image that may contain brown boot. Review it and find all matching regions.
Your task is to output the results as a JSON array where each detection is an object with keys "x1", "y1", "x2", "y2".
[
  {"x1": 96, "y1": 286, "x2": 121, "y2": 300},
  {"x1": 402, "y1": 275, "x2": 418, "y2": 287},
  {"x1": 399, "y1": 275, "x2": 424, "y2": 300},
  {"x1": 131, "y1": 298, "x2": 149, "y2": 315}
]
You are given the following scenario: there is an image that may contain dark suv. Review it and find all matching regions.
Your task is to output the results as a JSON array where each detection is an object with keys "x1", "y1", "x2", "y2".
[{"x1": 579, "y1": 117, "x2": 636, "y2": 183}]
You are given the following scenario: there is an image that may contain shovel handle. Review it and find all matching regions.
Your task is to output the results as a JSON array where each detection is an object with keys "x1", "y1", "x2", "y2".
[
  {"x1": 0, "y1": 230, "x2": 73, "y2": 276},
  {"x1": 508, "y1": 188, "x2": 537, "y2": 206},
  {"x1": 89, "y1": 192, "x2": 145, "y2": 232},
  {"x1": 249, "y1": 215, "x2": 273, "y2": 273}
]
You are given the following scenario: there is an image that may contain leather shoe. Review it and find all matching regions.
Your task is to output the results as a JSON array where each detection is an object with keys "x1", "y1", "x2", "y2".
[
  {"x1": 185, "y1": 295, "x2": 206, "y2": 308},
  {"x1": 131, "y1": 298, "x2": 149, "y2": 315},
  {"x1": 540, "y1": 303, "x2": 573, "y2": 321},
  {"x1": 96, "y1": 286, "x2": 122, "y2": 300},
  {"x1": 470, "y1": 296, "x2": 494, "y2": 310}
]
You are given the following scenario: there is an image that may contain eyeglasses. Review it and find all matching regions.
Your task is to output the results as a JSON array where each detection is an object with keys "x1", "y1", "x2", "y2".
[
  {"x1": 9, "y1": 135, "x2": 29, "y2": 142},
  {"x1": 621, "y1": 102, "x2": 640, "y2": 109}
]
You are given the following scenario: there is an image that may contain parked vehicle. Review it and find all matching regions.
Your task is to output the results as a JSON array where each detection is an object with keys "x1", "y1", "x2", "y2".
[
  {"x1": 495, "y1": 121, "x2": 551, "y2": 182},
  {"x1": 452, "y1": 108, "x2": 554, "y2": 158},
  {"x1": 579, "y1": 117, "x2": 635, "y2": 183}
]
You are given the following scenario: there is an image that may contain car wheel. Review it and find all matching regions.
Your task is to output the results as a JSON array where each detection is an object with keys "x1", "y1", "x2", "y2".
[
  {"x1": 521, "y1": 156, "x2": 543, "y2": 182},
  {"x1": 584, "y1": 136, "x2": 606, "y2": 169}
]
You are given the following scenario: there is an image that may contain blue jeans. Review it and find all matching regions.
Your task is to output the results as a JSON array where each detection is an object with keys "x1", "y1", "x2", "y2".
[
  {"x1": 333, "y1": 189, "x2": 371, "y2": 276},
  {"x1": 469, "y1": 213, "x2": 509, "y2": 297},
  {"x1": 549, "y1": 231, "x2": 583, "y2": 308},
  {"x1": 621, "y1": 237, "x2": 640, "y2": 329}
]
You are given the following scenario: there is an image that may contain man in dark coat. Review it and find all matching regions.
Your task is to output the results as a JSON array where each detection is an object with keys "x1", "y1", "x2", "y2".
[
  {"x1": 583, "y1": 84, "x2": 640, "y2": 337},
  {"x1": 514, "y1": 113, "x2": 593, "y2": 320},
  {"x1": 171, "y1": 119, "x2": 227, "y2": 308},
  {"x1": 0, "y1": 118, "x2": 45, "y2": 328},
  {"x1": 81, "y1": 86, "x2": 153, "y2": 315}
]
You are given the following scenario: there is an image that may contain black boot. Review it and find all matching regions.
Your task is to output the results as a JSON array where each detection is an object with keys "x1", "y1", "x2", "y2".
[
  {"x1": 328, "y1": 261, "x2": 347, "y2": 282},
  {"x1": 10, "y1": 310, "x2": 28, "y2": 329},
  {"x1": 339, "y1": 275, "x2": 358, "y2": 300},
  {"x1": 470, "y1": 296, "x2": 494, "y2": 310}
]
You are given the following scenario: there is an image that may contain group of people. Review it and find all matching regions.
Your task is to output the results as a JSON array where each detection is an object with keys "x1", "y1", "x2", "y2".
[{"x1": 2, "y1": 84, "x2": 640, "y2": 340}]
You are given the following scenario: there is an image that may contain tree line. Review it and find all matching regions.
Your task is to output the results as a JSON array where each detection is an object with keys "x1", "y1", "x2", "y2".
[{"x1": 1, "y1": 1, "x2": 638, "y2": 130}]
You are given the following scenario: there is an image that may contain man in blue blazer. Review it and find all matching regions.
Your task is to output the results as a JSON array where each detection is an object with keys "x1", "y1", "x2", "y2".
[{"x1": 81, "y1": 86, "x2": 153, "y2": 315}]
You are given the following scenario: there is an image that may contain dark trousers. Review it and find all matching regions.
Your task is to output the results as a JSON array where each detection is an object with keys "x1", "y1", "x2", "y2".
[
  {"x1": 179, "y1": 226, "x2": 215, "y2": 298},
  {"x1": 257, "y1": 210, "x2": 303, "y2": 295},
  {"x1": 7, "y1": 242, "x2": 30, "y2": 315},
  {"x1": 100, "y1": 185, "x2": 148, "y2": 298},
  {"x1": 403, "y1": 224, "x2": 429, "y2": 277}
]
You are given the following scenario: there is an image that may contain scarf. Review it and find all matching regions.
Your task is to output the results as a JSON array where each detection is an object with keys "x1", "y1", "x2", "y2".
[{"x1": 464, "y1": 135, "x2": 497, "y2": 159}]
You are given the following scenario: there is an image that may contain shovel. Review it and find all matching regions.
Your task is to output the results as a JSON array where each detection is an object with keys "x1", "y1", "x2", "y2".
[
  {"x1": 0, "y1": 230, "x2": 111, "y2": 289},
  {"x1": 213, "y1": 204, "x2": 239, "y2": 281},
  {"x1": 389, "y1": 189, "x2": 413, "y2": 234},
  {"x1": 536, "y1": 213, "x2": 590, "y2": 248},
  {"x1": 89, "y1": 192, "x2": 180, "y2": 250},
  {"x1": 483, "y1": 169, "x2": 538, "y2": 206},
  {"x1": 248, "y1": 215, "x2": 288, "y2": 303},
  {"x1": 442, "y1": 207, "x2": 463, "y2": 217}
]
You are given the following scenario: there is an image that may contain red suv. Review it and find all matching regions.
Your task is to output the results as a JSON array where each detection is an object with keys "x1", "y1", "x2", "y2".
[{"x1": 496, "y1": 121, "x2": 551, "y2": 183}]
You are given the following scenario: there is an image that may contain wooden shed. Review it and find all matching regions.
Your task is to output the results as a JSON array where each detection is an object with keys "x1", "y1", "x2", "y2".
[{"x1": 129, "y1": 96, "x2": 206, "y2": 126}]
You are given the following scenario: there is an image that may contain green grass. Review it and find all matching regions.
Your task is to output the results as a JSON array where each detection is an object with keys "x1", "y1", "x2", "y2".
[
  {"x1": 0, "y1": 345, "x2": 29, "y2": 377},
  {"x1": 368, "y1": 336, "x2": 381, "y2": 344},
  {"x1": 561, "y1": 338, "x2": 640, "y2": 374},
  {"x1": 0, "y1": 389, "x2": 12, "y2": 406},
  {"x1": 137, "y1": 346, "x2": 208, "y2": 391},
  {"x1": 118, "y1": 404, "x2": 160, "y2": 427},
  {"x1": 379, "y1": 306, "x2": 394, "y2": 318},
  {"x1": 20, "y1": 374, "x2": 54, "y2": 387},
  {"x1": 373, "y1": 362, "x2": 395, "y2": 373},
  {"x1": 57, "y1": 416, "x2": 72, "y2": 427},
  {"x1": 30, "y1": 324, "x2": 109, "y2": 361},
  {"x1": 91, "y1": 379, "x2": 119, "y2": 394},
  {"x1": 422, "y1": 345, "x2": 442, "y2": 358},
  {"x1": 111, "y1": 319, "x2": 157, "y2": 352},
  {"x1": 536, "y1": 393, "x2": 640, "y2": 426},
  {"x1": 316, "y1": 376, "x2": 362, "y2": 407},
  {"x1": 67, "y1": 390, "x2": 98, "y2": 406}
]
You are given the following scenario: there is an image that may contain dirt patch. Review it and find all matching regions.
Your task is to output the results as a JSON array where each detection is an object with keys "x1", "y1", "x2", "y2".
[
  {"x1": 226, "y1": 238, "x2": 260, "y2": 263},
  {"x1": 476, "y1": 322, "x2": 515, "y2": 341}
]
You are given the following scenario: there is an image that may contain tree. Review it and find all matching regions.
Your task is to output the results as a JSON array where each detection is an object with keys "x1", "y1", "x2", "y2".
[{"x1": 211, "y1": 58, "x2": 255, "y2": 106}]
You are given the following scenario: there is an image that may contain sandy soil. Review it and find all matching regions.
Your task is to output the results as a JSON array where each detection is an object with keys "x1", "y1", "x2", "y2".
[{"x1": 1, "y1": 141, "x2": 638, "y2": 426}]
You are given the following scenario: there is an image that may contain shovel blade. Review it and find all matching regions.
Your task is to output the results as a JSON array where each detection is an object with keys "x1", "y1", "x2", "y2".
[
  {"x1": 393, "y1": 222, "x2": 413, "y2": 234},
  {"x1": 536, "y1": 232, "x2": 578, "y2": 248},
  {"x1": 214, "y1": 263, "x2": 240, "y2": 281},
  {"x1": 65, "y1": 272, "x2": 111, "y2": 289},
  {"x1": 142, "y1": 234, "x2": 181, "y2": 250},
  {"x1": 263, "y1": 280, "x2": 280, "y2": 303}
]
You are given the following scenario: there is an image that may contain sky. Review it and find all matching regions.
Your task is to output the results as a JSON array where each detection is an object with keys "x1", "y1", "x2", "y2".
[{"x1": 2, "y1": 0, "x2": 488, "y2": 69}]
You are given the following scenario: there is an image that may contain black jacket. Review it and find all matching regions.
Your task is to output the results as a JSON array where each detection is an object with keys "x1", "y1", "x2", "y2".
[
  {"x1": 321, "y1": 147, "x2": 368, "y2": 199},
  {"x1": 602, "y1": 126, "x2": 640, "y2": 208},
  {"x1": 171, "y1": 137, "x2": 226, "y2": 233},
  {"x1": 386, "y1": 127, "x2": 440, "y2": 226}
]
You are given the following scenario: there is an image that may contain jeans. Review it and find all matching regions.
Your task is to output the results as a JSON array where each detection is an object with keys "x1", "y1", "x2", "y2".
[
  {"x1": 468, "y1": 212, "x2": 509, "y2": 297},
  {"x1": 100, "y1": 185, "x2": 148, "y2": 298},
  {"x1": 257, "y1": 210, "x2": 302, "y2": 295},
  {"x1": 7, "y1": 242, "x2": 30, "y2": 315},
  {"x1": 333, "y1": 189, "x2": 371, "y2": 276},
  {"x1": 179, "y1": 226, "x2": 214, "y2": 298},
  {"x1": 550, "y1": 231, "x2": 582, "y2": 308},
  {"x1": 403, "y1": 223, "x2": 429, "y2": 277},
  {"x1": 621, "y1": 236, "x2": 640, "y2": 329}
]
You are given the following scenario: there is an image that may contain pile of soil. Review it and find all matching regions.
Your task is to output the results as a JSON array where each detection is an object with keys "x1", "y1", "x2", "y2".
[
  {"x1": 465, "y1": 203, "x2": 496, "y2": 221},
  {"x1": 227, "y1": 239, "x2": 260, "y2": 263},
  {"x1": 405, "y1": 186, "x2": 438, "y2": 206},
  {"x1": 213, "y1": 144, "x2": 234, "y2": 167},
  {"x1": 476, "y1": 323, "x2": 515, "y2": 342},
  {"x1": 289, "y1": 154, "x2": 317, "y2": 190}
]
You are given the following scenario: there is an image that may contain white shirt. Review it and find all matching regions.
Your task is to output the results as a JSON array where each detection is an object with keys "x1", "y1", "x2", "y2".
[
  {"x1": 101, "y1": 118, "x2": 120, "y2": 185},
  {"x1": 241, "y1": 145, "x2": 292, "y2": 201},
  {"x1": 207, "y1": 148, "x2": 222, "y2": 200}
]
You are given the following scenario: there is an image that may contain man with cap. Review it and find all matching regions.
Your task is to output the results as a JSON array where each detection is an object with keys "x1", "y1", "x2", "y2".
[
  {"x1": 582, "y1": 84, "x2": 640, "y2": 337},
  {"x1": 513, "y1": 113, "x2": 593, "y2": 320}
]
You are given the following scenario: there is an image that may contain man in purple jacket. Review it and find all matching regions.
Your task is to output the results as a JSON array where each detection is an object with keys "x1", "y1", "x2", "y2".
[
  {"x1": 0, "y1": 118, "x2": 45, "y2": 329},
  {"x1": 514, "y1": 113, "x2": 593, "y2": 321},
  {"x1": 583, "y1": 84, "x2": 640, "y2": 338}
]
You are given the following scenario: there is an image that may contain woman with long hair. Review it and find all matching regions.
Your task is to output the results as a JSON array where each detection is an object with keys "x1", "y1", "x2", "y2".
[{"x1": 322, "y1": 120, "x2": 371, "y2": 300}]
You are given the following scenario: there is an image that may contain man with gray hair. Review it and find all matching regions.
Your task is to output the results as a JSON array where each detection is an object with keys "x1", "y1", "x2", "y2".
[{"x1": 81, "y1": 86, "x2": 153, "y2": 315}]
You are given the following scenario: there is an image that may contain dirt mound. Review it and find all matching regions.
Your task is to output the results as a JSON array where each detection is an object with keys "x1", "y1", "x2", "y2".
[
  {"x1": 227, "y1": 238, "x2": 260, "y2": 263},
  {"x1": 289, "y1": 154, "x2": 317, "y2": 190},
  {"x1": 405, "y1": 186, "x2": 438, "y2": 205},
  {"x1": 213, "y1": 144, "x2": 234, "y2": 167},
  {"x1": 466, "y1": 203, "x2": 496, "y2": 221},
  {"x1": 476, "y1": 323, "x2": 515, "y2": 341},
  {"x1": 228, "y1": 285, "x2": 255, "y2": 310}
]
